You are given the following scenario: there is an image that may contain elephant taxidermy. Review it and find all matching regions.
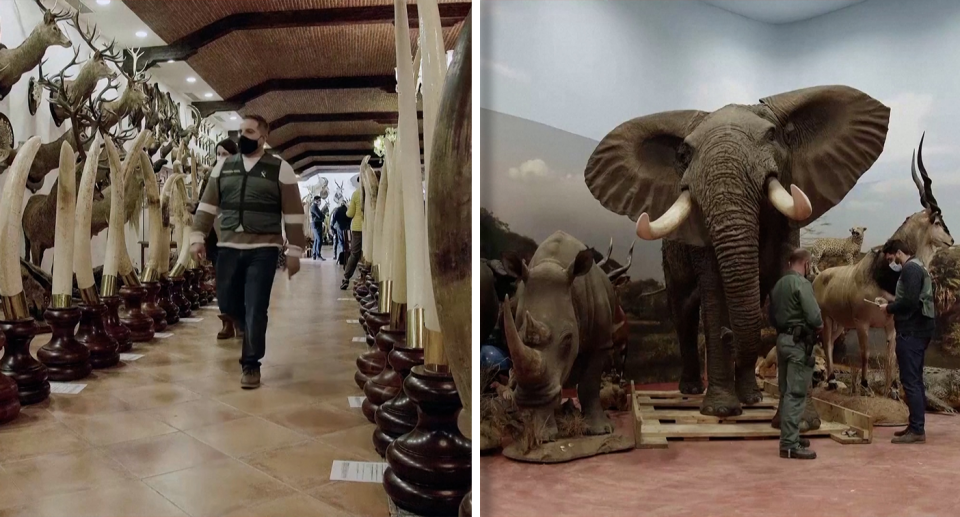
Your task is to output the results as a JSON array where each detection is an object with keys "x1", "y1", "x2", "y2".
[{"x1": 585, "y1": 85, "x2": 890, "y2": 419}]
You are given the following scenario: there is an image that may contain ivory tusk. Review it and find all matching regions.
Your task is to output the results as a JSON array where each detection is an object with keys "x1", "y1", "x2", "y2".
[
  {"x1": 74, "y1": 132, "x2": 103, "y2": 301},
  {"x1": 767, "y1": 179, "x2": 812, "y2": 221},
  {"x1": 636, "y1": 190, "x2": 692, "y2": 240},
  {"x1": 0, "y1": 137, "x2": 42, "y2": 300}
]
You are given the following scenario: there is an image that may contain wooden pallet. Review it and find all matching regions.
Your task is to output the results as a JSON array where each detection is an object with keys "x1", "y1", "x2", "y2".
[{"x1": 630, "y1": 383, "x2": 873, "y2": 449}]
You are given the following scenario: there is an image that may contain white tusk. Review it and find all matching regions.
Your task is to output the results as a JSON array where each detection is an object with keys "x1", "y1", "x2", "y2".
[
  {"x1": 768, "y1": 179, "x2": 812, "y2": 221},
  {"x1": 636, "y1": 190, "x2": 692, "y2": 240}
]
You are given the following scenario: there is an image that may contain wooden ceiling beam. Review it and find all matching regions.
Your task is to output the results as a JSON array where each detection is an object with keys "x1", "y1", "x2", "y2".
[
  {"x1": 125, "y1": 3, "x2": 471, "y2": 75},
  {"x1": 269, "y1": 111, "x2": 423, "y2": 131},
  {"x1": 193, "y1": 76, "x2": 398, "y2": 117},
  {"x1": 273, "y1": 133, "x2": 422, "y2": 152}
]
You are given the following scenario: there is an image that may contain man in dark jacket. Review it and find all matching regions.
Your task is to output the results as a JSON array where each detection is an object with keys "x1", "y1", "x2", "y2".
[
  {"x1": 331, "y1": 203, "x2": 351, "y2": 267},
  {"x1": 879, "y1": 239, "x2": 936, "y2": 444},
  {"x1": 309, "y1": 197, "x2": 325, "y2": 260}
]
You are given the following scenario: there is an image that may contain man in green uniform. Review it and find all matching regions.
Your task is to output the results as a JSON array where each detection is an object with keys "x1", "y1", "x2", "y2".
[{"x1": 769, "y1": 248, "x2": 823, "y2": 459}]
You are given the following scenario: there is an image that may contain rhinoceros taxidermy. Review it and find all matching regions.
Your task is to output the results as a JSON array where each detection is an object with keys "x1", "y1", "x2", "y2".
[{"x1": 503, "y1": 230, "x2": 619, "y2": 442}]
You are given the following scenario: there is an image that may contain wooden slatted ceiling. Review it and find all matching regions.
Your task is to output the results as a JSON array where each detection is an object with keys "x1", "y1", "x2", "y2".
[{"x1": 124, "y1": 0, "x2": 466, "y2": 167}]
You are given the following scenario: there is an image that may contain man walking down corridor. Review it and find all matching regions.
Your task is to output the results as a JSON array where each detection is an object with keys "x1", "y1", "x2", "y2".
[{"x1": 190, "y1": 114, "x2": 305, "y2": 389}]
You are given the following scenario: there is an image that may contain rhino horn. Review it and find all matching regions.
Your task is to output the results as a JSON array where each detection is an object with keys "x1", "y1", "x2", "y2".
[{"x1": 503, "y1": 295, "x2": 544, "y2": 381}]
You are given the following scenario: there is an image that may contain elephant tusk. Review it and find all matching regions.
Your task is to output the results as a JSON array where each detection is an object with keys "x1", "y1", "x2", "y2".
[
  {"x1": 636, "y1": 190, "x2": 692, "y2": 240},
  {"x1": 767, "y1": 179, "x2": 812, "y2": 221}
]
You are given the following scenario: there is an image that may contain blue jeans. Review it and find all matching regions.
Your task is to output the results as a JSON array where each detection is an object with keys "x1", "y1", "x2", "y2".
[
  {"x1": 216, "y1": 247, "x2": 281, "y2": 370},
  {"x1": 312, "y1": 227, "x2": 324, "y2": 258},
  {"x1": 896, "y1": 333, "x2": 930, "y2": 434}
]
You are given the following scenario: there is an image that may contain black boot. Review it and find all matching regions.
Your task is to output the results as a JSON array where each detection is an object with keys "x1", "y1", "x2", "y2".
[{"x1": 780, "y1": 446, "x2": 817, "y2": 460}]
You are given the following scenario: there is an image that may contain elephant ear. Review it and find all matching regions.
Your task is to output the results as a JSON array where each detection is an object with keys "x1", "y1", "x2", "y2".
[
  {"x1": 584, "y1": 110, "x2": 710, "y2": 246},
  {"x1": 759, "y1": 85, "x2": 890, "y2": 226}
]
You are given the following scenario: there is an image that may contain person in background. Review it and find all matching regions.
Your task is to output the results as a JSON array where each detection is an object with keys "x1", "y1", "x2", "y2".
[
  {"x1": 332, "y1": 201, "x2": 351, "y2": 267},
  {"x1": 879, "y1": 239, "x2": 936, "y2": 444},
  {"x1": 190, "y1": 114, "x2": 305, "y2": 389},
  {"x1": 341, "y1": 184, "x2": 364, "y2": 290},
  {"x1": 769, "y1": 248, "x2": 822, "y2": 460},
  {"x1": 203, "y1": 139, "x2": 240, "y2": 340},
  {"x1": 310, "y1": 197, "x2": 325, "y2": 260}
]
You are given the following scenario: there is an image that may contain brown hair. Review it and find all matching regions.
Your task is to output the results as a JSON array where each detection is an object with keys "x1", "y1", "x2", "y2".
[
  {"x1": 788, "y1": 248, "x2": 812, "y2": 265},
  {"x1": 243, "y1": 114, "x2": 269, "y2": 136}
]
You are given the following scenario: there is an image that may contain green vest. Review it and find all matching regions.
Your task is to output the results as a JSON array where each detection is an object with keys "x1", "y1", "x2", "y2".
[
  {"x1": 218, "y1": 154, "x2": 283, "y2": 234},
  {"x1": 897, "y1": 258, "x2": 936, "y2": 319}
]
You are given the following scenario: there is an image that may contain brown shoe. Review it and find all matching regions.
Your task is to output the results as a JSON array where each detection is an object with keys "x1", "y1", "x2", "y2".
[
  {"x1": 217, "y1": 314, "x2": 236, "y2": 340},
  {"x1": 892, "y1": 431, "x2": 925, "y2": 444}
]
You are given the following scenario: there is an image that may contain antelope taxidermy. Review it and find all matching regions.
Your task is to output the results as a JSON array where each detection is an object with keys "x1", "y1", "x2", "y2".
[{"x1": 813, "y1": 134, "x2": 954, "y2": 393}]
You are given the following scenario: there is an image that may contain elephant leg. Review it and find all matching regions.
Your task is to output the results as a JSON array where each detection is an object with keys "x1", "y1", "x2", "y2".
[
  {"x1": 693, "y1": 249, "x2": 740, "y2": 417},
  {"x1": 663, "y1": 241, "x2": 703, "y2": 394},
  {"x1": 578, "y1": 348, "x2": 614, "y2": 436}
]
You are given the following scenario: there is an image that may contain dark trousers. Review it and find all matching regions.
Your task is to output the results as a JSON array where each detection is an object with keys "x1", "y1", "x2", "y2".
[
  {"x1": 205, "y1": 230, "x2": 219, "y2": 268},
  {"x1": 344, "y1": 231, "x2": 362, "y2": 280},
  {"x1": 312, "y1": 227, "x2": 324, "y2": 258},
  {"x1": 216, "y1": 247, "x2": 281, "y2": 370},
  {"x1": 896, "y1": 333, "x2": 930, "y2": 434},
  {"x1": 776, "y1": 333, "x2": 813, "y2": 450}
]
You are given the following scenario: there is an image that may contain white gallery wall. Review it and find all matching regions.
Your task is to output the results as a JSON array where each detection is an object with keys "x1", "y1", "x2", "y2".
[
  {"x1": 0, "y1": 0, "x2": 214, "y2": 274},
  {"x1": 482, "y1": 0, "x2": 960, "y2": 269}
]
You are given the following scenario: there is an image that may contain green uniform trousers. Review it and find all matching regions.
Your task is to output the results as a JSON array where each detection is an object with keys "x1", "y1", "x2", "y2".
[{"x1": 777, "y1": 332, "x2": 813, "y2": 450}]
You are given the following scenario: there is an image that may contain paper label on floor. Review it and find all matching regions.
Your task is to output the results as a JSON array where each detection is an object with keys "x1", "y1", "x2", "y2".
[
  {"x1": 179, "y1": 317, "x2": 204, "y2": 323},
  {"x1": 330, "y1": 460, "x2": 387, "y2": 483},
  {"x1": 348, "y1": 396, "x2": 365, "y2": 408},
  {"x1": 352, "y1": 337, "x2": 366, "y2": 343},
  {"x1": 346, "y1": 319, "x2": 360, "y2": 324},
  {"x1": 48, "y1": 382, "x2": 86, "y2": 395},
  {"x1": 154, "y1": 332, "x2": 174, "y2": 339},
  {"x1": 119, "y1": 353, "x2": 144, "y2": 361}
]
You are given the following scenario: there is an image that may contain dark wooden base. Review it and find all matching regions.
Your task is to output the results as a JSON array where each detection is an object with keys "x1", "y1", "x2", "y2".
[
  {"x1": 183, "y1": 270, "x2": 201, "y2": 310},
  {"x1": 118, "y1": 285, "x2": 155, "y2": 342},
  {"x1": 374, "y1": 345, "x2": 424, "y2": 456},
  {"x1": 158, "y1": 277, "x2": 180, "y2": 325},
  {"x1": 361, "y1": 325, "x2": 405, "y2": 424},
  {"x1": 355, "y1": 310, "x2": 390, "y2": 390},
  {"x1": 141, "y1": 282, "x2": 168, "y2": 332},
  {"x1": 102, "y1": 296, "x2": 132, "y2": 353},
  {"x1": 37, "y1": 307, "x2": 91, "y2": 382},
  {"x1": 0, "y1": 318, "x2": 50, "y2": 405},
  {"x1": 171, "y1": 277, "x2": 192, "y2": 318},
  {"x1": 75, "y1": 303, "x2": 120, "y2": 369},
  {"x1": 383, "y1": 365, "x2": 471, "y2": 517}
]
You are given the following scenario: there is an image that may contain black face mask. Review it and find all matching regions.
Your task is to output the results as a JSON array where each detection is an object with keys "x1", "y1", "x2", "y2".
[{"x1": 238, "y1": 135, "x2": 260, "y2": 155}]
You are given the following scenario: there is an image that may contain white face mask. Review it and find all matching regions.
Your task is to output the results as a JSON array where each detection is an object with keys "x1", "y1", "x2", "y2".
[{"x1": 889, "y1": 262, "x2": 902, "y2": 272}]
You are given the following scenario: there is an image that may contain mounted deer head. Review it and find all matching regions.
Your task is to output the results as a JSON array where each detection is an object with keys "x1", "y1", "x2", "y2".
[{"x1": 0, "y1": 0, "x2": 72, "y2": 99}]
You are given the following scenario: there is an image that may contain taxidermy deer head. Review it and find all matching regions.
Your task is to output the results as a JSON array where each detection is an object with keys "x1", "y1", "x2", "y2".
[{"x1": 0, "y1": 0, "x2": 72, "y2": 100}]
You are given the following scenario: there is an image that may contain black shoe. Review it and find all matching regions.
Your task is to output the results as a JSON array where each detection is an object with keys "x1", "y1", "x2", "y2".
[
  {"x1": 241, "y1": 368, "x2": 261, "y2": 389},
  {"x1": 892, "y1": 431, "x2": 925, "y2": 444},
  {"x1": 780, "y1": 446, "x2": 817, "y2": 460}
]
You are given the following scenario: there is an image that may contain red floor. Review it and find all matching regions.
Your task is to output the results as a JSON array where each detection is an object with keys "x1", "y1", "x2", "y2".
[{"x1": 480, "y1": 411, "x2": 960, "y2": 516}]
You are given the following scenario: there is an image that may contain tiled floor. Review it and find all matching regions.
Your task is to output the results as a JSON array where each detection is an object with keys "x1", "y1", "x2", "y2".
[{"x1": 0, "y1": 251, "x2": 387, "y2": 517}]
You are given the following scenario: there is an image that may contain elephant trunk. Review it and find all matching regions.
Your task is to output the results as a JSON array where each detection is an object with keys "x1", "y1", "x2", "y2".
[{"x1": 711, "y1": 209, "x2": 763, "y2": 380}]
